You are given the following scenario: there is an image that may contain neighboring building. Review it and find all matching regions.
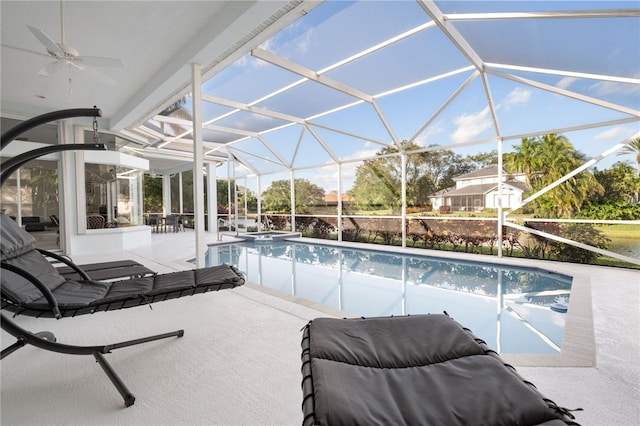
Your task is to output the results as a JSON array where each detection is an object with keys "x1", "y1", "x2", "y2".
[
  {"x1": 323, "y1": 192, "x2": 353, "y2": 206},
  {"x1": 428, "y1": 165, "x2": 528, "y2": 212}
]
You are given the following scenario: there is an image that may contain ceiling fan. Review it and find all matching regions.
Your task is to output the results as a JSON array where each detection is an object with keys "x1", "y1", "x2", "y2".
[{"x1": 22, "y1": 0, "x2": 125, "y2": 86}]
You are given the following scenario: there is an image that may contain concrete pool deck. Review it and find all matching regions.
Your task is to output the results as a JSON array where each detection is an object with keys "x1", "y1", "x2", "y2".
[{"x1": 1, "y1": 230, "x2": 638, "y2": 425}]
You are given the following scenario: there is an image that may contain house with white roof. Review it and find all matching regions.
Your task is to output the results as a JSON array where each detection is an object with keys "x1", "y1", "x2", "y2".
[{"x1": 429, "y1": 165, "x2": 528, "y2": 212}]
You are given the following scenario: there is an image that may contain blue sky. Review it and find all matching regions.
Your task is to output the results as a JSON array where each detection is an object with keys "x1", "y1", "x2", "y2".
[{"x1": 204, "y1": 1, "x2": 639, "y2": 192}]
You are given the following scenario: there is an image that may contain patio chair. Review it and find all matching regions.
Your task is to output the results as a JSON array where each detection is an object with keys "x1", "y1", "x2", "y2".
[
  {"x1": 301, "y1": 314, "x2": 582, "y2": 425},
  {"x1": 0, "y1": 213, "x2": 244, "y2": 407},
  {"x1": 164, "y1": 214, "x2": 181, "y2": 233},
  {"x1": 86, "y1": 214, "x2": 106, "y2": 229},
  {"x1": 146, "y1": 213, "x2": 161, "y2": 232}
]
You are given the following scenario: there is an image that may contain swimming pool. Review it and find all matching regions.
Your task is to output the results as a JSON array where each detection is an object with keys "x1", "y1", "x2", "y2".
[{"x1": 205, "y1": 240, "x2": 573, "y2": 354}]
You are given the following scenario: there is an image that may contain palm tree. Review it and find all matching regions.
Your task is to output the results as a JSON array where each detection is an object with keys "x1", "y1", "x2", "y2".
[
  {"x1": 508, "y1": 134, "x2": 603, "y2": 217},
  {"x1": 541, "y1": 134, "x2": 604, "y2": 217},
  {"x1": 617, "y1": 137, "x2": 640, "y2": 176},
  {"x1": 505, "y1": 136, "x2": 544, "y2": 186}
]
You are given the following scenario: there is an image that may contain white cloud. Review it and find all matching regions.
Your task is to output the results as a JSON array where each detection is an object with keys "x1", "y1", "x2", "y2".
[
  {"x1": 343, "y1": 147, "x2": 381, "y2": 162},
  {"x1": 414, "y1": 121, "x2": 445, "y2": 146},
  {"x1": 451, "y1": 106, "x2": 492, "y2": 143},
  {"x1": 258, "y1": 37, "x2": 274, "y2": 51},
  {"x1": 556, "y1": 76, "x2": 577, "y2": 90},
  {"x1": 258, "y1": 20, "x2": 313, "y2": 61},
  {"x1": 503, "y1": 87, "x2": 532, "y2": 110},
  {"x1": 311, "y1": 169, "x2": 340, "y2": 192},
  {"x1": 294, "y1": 29, "x2": 312, "y2": 54},
  {"x1": 594, "y1": 126, "x2": 636, "y2": 141},
  {"x1": 233, "y1": 162, "x2": 252, "y2": 177},
  {"x1": 589, "y1": 80, "x2": 640, "y2": 96}
]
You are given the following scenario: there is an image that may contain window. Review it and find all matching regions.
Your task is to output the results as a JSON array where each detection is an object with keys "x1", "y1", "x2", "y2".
[
  {"x1": 0, "y1": 159, "x2": 60, "y2": 248},
  {"x1": 85, "y1": 164, "x2": 143, "y2": 227}
]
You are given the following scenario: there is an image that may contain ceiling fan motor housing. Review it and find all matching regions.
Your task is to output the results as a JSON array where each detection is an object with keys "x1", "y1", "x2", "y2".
[{"x1": 55, "y1": 43, "x2": 79, "y2": 59}]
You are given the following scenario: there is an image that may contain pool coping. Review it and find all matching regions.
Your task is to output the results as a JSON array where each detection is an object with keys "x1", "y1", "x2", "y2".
[
  {"x1": 210, "y1": 236, "x2": 597, "y2": 368},
  {"x1": 309, "y1": 238, "x2": 597, "y2": 368}
]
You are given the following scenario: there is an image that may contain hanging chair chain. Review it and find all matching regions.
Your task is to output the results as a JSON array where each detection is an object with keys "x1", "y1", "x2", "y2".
[{"x1": 92, "y1": 115, "x2": 99, "y2": 144}]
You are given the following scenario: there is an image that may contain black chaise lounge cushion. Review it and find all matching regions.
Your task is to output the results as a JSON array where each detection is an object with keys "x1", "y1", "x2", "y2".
[
  {"x1": 301, "y1": 314, "x2": 579, "y2": 426},
  {"x1": 0, "y1": 214, "x2": 244, "y2": 318}
]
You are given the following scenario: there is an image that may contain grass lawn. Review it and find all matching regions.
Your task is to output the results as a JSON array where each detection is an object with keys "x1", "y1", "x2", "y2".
[{"x1": 596, "y1": 223, "x2": 640, "y2": 239}]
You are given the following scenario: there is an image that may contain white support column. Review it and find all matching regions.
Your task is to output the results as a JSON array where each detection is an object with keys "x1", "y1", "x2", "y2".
[
  {"x1": 337, "y1": 163, "x2": 343, "y2": 242},
  {"x1": 496, "y1": 269, "x2": 504, "y2": 352},
  {"x1": 178, "y1": 172, "x2": 184, "y2": 213},
  {"x1": 192, "y1": 63, "x2": 206, "y2": 267},
  {"x1": 227, "y1": 175, "x2": 232, "y2": 217},
  {"x1": 58, "y1": 121, "x2": 75, "y2": 252},
  {"x1": 129, "y1": 177, "x2": 139, "y2": 224},
  {"x1": 233, "y1": 166, "x2": 239, "y2": 233},
  {"x1": 72, "y1": 124, "x2": 87, "y2": 235},
  {"x1": 243, "y1": 176, "x2": 248, "y2": 226},
  {"x1": 162, "y1": 174, "x2": 171, "y2": 216},
  {"x1": 290, "y1": 169, "x2": 295, "y2": 232},
  {"x1": 497, "y1": 138, "x2": 504, "y2": 257},
  {"x1": 401, "y1": 153, "x2": 407, "y2": 248},
  {"x1": 257, "y1": 175, "x2": 262, "y2": 231},
  {"x1": 205, "y1": 162, "x2": 217, "y2": 234}
]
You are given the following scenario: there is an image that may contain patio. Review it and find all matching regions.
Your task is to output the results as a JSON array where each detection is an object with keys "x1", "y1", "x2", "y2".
[{"x1": 1, "y1": 230, "x2": 638, "y2": 425}]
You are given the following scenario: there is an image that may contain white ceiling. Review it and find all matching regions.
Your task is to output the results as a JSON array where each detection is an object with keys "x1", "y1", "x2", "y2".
[{"x1": 0, "y1": 0, "x2": 303, "y2": 136}]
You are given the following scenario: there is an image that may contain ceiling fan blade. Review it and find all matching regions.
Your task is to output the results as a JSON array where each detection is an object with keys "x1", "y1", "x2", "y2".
[
  {"x1": 38, "y1": 61, "x2": 64, "y2": 77},
  {"x1": 1, "y1": 43, "x2": 51, "y2": 58},
  {"x1": 69, "y1": 60, "x2": 85, "y2": 71},
  {"x1": 75, "y1": 55, "x2": 126, "y2": 68},
  {"x1": 78, "y1": 64, "x2": 119, "y2": 86},
  {"x1": 27, "y1": 25, "x2": 63, "y2": 57}
]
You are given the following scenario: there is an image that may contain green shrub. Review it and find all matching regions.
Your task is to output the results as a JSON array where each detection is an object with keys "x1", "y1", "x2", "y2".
[
  {"x1": 552, "y1": 223, "x2": 610, "y2": 264},
  {"x1": 577, "y1": 201, "x2": 640, "y2": 220}
]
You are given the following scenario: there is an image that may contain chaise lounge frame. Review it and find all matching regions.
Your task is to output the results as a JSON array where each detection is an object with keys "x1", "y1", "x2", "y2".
[
  {"x1": 53, "y1": 258, "x2": 156, "y2": 281},
  {"x1": 301, "y1": 314, "x2": 582, "y2": 425},
  {"x1": 0, "y1": 107, "x2": 244, "y2": 407}
]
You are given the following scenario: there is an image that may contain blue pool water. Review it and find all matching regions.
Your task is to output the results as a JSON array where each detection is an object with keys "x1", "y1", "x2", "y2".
[{"x1": 206, "y1": 240, "x2": 573, "y2": 354}]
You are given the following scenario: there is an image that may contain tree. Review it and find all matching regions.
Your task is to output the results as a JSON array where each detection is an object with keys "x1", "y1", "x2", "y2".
[
  {"x1": 504, "y1": 136, "x2": 544, "y2": 187},
  {"x1": 552, "y1": 223, "x2": 610, "y2": 264},
  {"x1": 464, "y1": 150, "x2": 499, "y2": 169},
  {"x1": 616, "y1": 138, "x2": 640, "y2": 203},
  {"x1": 143, "y1": 174, "x2": 163, "y2": 212},
  {"x1": 348, "y1": 142, "x2": 498, "y2": 212},
  {"x1": 577, "y1": 161, "x2": 640, "y2": 220},
  {"x1": 180, "y1": 170, "x2": 194, "y2": 213},
  {"x1": 505, "y1": 133, "x2": 603, "y2": 217},
  {"x1": 238, "y1": 185, "x2": 257, "y2": 213},
  {"x1": 440, "y1": 150, "x2": 499, "y2": 191},
  {"x1": 409, "y1": 145, "x2": 468, "y2": 196},
  {"x1": 617, "y1": 137, "x2": 640, "y2": 176},
  {"x1": 262, "y1": 179, "x2": 325, "y2": 213},
  {"x1": 216, "y1": 179, "x2": 234, "y2": 210},
  {"x1": 349, "y1": 147, "x2": 403, "y2": 211},
  {"x1": 591, "y1": 162, "x2": 640, "y2": 203}
]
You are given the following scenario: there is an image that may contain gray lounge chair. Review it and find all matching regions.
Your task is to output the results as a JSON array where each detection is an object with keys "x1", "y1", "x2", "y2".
[
  {"x1": 1, "y1": 214, "x2": 244, "y2": 406},
  {"x1": 301, "y1": 314, "x2": 582, "y2": 425}
]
